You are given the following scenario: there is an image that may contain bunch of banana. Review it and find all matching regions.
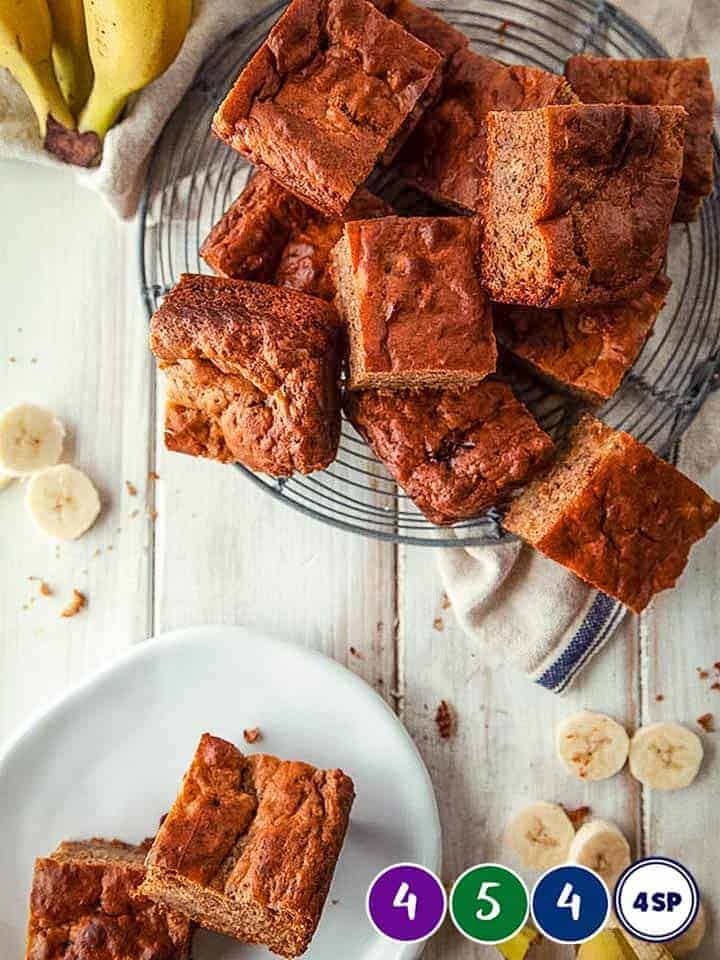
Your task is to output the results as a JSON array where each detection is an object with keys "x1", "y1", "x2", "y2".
[{"x1": 0, "y1": 0, "x2": 191, "y2": 165}]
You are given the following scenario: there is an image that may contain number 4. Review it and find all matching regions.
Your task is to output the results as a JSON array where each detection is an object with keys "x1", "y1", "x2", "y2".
[
  {"x1": 393, "y1": 882, "x2": 417, "y2": 921},
  {"x1": 557, "y1": 882, "x2": 581, "y2": 921}
]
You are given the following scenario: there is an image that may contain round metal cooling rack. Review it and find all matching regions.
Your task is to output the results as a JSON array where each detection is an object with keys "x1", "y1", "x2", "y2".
[{"x1": 139, "y1": 0, "x2": 720, "y2": 547}]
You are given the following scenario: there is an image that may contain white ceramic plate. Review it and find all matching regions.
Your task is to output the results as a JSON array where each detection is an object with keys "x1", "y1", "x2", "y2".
[{"x1": 0, "y1": 625, "x2": 440, "y2": 959}]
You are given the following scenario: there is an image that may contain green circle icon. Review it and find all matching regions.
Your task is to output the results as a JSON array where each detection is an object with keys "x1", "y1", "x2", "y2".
[{"x1": 450, "y1": 863, "x2": 529, "y2": 944}]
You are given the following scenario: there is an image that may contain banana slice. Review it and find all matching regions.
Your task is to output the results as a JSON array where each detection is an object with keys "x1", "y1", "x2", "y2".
[
  {"x1": 505, "y1": 801, "x2": 575, "y2": 870},
  {"x1": 568, "y1": 819, "x2": 631, "y2": 891},
  {"x1": 629, "y1": 722, "x2": 703, "y2": 790},
  {"x1": 26, "y1": 464, "x2": 100, "y2": 540},
  {"x1": 665, "y1": 902, "x2": 707, "y2": 957},
  {"x1": 0, "y1": 404, "x2": 64, "y2": 476},
  {"x1": 557, "y1": 711, "x2": 630, "y2": 781}
]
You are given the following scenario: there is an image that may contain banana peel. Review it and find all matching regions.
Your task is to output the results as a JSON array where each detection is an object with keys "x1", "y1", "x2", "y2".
[
  {"x1": 497, "y1": 925, "x2": 542, "y2": 959},
  {"x1": 48, "y1": 0, "x2": 94, "y2": 114},
  {"x1": 577, "y1": 928, "x2": 675, "y2": 960},
  {"x1": 78, "y1": 0, "x2": 192, "y2": 142}
]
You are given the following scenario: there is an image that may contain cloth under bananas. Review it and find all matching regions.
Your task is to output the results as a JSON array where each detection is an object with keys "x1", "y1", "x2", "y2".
[{"x1": 0, "y1": 0, "x2": 191, "y2": 166}]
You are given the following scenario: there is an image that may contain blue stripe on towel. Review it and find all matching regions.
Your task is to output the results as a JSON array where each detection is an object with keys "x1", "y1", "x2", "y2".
[{"x1": 535, "y1": 592, "x2": 625, "y2": 693}]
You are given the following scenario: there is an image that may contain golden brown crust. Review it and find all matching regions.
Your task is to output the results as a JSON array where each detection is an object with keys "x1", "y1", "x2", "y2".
[
  {"x1": 335, "y1": 215, "x2": 496, "y2": 388},
  {"x1": 397, "y1": 50, "x2": 578, "y2": 212},
  {"x1": 150, "y1": 275, "x2": 343, "y2": 476},
  {"x1": 346, "y1": 380, "x2": 554, "y2": 524},
  {"x1": 200, "y1": 170, "x2": 391, "y2": 300},
  {"x1": 142, "y1": 734, "x2": 355, "y2": 958},
  {"x1": 26, "y1": 840, "x2": 191, "y2": 960},
  {"x1": 504, "y1": 415, "x2": 720, "y2": 612},
  {"x1": 212, "y1": 0, "x2": 442, "y2": 216},
  {"x1": 565, "y1": 56, "x2": 715, "y2": 221},
  {"x1": 494, "y1": 273, "x2": 672, "y2": 403},
  {"x1": 386, "y1": 0, "x2": 469, "y2": 58},
  {"x1": 481, "y1": 104, "x2": 686, "y2": 308}
]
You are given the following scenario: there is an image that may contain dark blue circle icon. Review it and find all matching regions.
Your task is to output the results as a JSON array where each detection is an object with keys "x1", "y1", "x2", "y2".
[{"x1": 531, "y1": 865, "x2": 610, "y2": 944}]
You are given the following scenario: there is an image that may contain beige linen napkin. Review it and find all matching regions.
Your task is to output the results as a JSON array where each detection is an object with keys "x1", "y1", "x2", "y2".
[
  {"x1": 0, "y1": 0, "x2": 271, "y2": 217},
  {"x1": 438, "y1": 391, "x2": 720, "y2": 693}
]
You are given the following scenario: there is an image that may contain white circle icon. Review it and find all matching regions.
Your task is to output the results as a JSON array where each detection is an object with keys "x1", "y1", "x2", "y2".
[{"x1": 614, "y1": 858, "x2": 699, "y2": 942}]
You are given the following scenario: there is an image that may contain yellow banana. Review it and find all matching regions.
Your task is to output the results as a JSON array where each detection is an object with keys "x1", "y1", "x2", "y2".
[
  {"x1": 79, "y1": 0, "x2": 192, "y2": 140},
  {"x1": 47, "y1": 0, "x2": 94, "y2": 114},
  {"x1": 0, "y1": 0, "x2": 75, "y2": 136},
  {"x1": 496, "y1": 925, "x2": 541, "y2": 959},
  {"x1": 577, "y1": 928, "x2": 675, "y2": 960}
]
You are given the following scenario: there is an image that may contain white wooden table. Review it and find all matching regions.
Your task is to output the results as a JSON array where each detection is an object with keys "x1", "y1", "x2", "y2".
[{"x1": 1, "y1": 2, "x2": 718, "y2": 956}]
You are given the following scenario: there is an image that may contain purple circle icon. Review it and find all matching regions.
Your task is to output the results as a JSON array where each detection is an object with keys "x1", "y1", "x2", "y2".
[{"x1": 366, "y1": 862, "x2": 447, "y2": 943}]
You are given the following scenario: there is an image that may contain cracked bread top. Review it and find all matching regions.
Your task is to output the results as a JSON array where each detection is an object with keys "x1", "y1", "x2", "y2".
[
  {"x1": 200, "y1": 170, "x2": 391, "y2": 300},
  {"x1": 503, "y1": 415, "x2": 720, "y2": 612},
  {"x1": 336, "y1": 215, "x2": 495, "y2": 388},
  {"x1": 150, "y1": 274, "x2": 342, "y2": 476},
  {"x1": 346, "y1": 380, "x2": 554, "y2": 524},
  {"x1": 397, "y1": 50, "x2": 577, "y2": 212},
  {"x1": 481, "y1": 104, "x2": 686, "y2": 308},
  {"x1": 144, "y1": 734, "x2": 354, "y2": 939},
  {"x1": 495, "y1": 273, "x2": 672, "y2": 404},
  {"x1": 565, "y1": 56, "x2": 714, "y2": 220},
  {"x1": 26, "y1": 840, "x2": 191, "y2": 960},
  {"x1": 212, "y1": 0, "x2": 442, "y2": 216}
]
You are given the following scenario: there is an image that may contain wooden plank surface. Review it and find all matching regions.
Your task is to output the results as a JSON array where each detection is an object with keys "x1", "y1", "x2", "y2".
[{"x1": 0, "y1": 1, "x2": 719, "y2": 957}]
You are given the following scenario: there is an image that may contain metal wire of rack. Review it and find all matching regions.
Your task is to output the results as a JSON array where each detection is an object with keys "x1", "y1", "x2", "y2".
[{"x1": 139, "y1": 0, "x2": 720, "y2": 547}]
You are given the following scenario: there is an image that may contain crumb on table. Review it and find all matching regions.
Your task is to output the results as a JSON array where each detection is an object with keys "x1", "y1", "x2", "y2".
[
  {"x1": 563, "y1": 805, "x2": 591, "y2": 829},
  {"x1": 61, "y1": 589, "x2": 87, "y2": 618},
  {"x1": 435, "y1": 699, "x2": 455, "y2": 739},
  {"x1": 243, "y1": 727, "x2": 261, "y2": 744},
  {"x1": 125, "y1": 480, "x2": 137, "y2": 497},
  {"x1": 697, "y1": 713, "x2": 715, "y2": 733},
  {"x1": 698, "y1": 667, "x2": 710, "y2": 679},
  {"x1": 655, "y1": 693, "x2": 665, "y2": 702}
]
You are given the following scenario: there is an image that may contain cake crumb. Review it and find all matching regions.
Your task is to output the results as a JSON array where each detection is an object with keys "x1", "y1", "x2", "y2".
[
  {"x1": 433, "y1": 616, "x2": 443, "y2": 631},
  {"x1": 243, "y1": 727, "x2": 261, "y2": 744},
  {"x1": 655, "y1": 693, "x2": 665, "y2": 702},
  {"x1": 349, "y1": 645, "x2": 364, "y2": 659},
  {"x1": 698, "y1": 667, "x2": 710, "y2": 679},
  {"x1": 711, "y1": 682, "x2": 720, "y2": 692},
  {"x1": 563, "y1": 805, "x2": 591, "y2": 829},
  {"x1": 435, "y1": 700, "x2": 455, "y2": 739},
  {"x1": 149, "y1": 471, "x2": 160, "y2": 481},
  {"x1": 125, "y1": 480, "x2": 137, "y2": 497},
  {"x1": 497, "y1": 19, "x2": 509, "y2": 33},
  {"x1": 714, "y1": 661, "x2": 720, "y2": 673},
  {"x1": 441, "y1": 592, "x2": 451, "y2": 610},
  {"x1": 697, "y1": 713, "x2": 715, "y2": 733},
  {"x1": 61, "y1": 589, "x2": 87, "y2": 618},
  {"x1": 149, "y1": 510, "x2": 158, "y2": 522},
  {"x1": 39, "y1": 580, "x2": 52, "y2": 597}
]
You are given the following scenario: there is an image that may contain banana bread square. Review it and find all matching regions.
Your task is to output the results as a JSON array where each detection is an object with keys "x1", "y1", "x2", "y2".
[
  {"x1": 150, "y1": 274, "x2": 342, "y2": 476},
  {"x1": 200, "y1": 170, "x2": 391, "y2": 301},
  {"x1": 494, "y1": 273, "x2": 672, "y2": 404},
  {"x1": 386, "y1": 0, "x2": 469, "y2": 58},
  {"x1": 480, "y1": 104, "x2": 686, "y2": 308},
  {"x1": 504, "y1": 414, "x2": 720, "y2": 612},
  {"x1": 346, "y1": 380, "x2": 554, "y2": 524},
  {"x1": 333, "y1": 215, "x2": 496, "y2": 389},
  {"x1": 140, "y1": 734, "x2": 355, "y2": 959},
  {"x1": 212, "y1": 0, "x2": 442, "y2": 217},
  {"x1": 565, "y1": 56, "x2": 715, "y2": 221},
  {"x1": 25, "y1": 839, "x2": 191, "y2": 960},
  {"x1": 397, "y1": 50, "x2": 577, "y2": 212}
]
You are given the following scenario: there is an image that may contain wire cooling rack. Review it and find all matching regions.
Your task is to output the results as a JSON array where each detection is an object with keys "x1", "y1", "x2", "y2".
[{"x1": 139, "y1": 0, "x2": 720, "y2": 546}]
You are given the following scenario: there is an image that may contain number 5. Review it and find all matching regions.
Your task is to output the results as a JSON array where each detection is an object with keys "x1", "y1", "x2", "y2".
[{"x1": 476, "y1": 881, "x2": 501, "y2": 921}]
